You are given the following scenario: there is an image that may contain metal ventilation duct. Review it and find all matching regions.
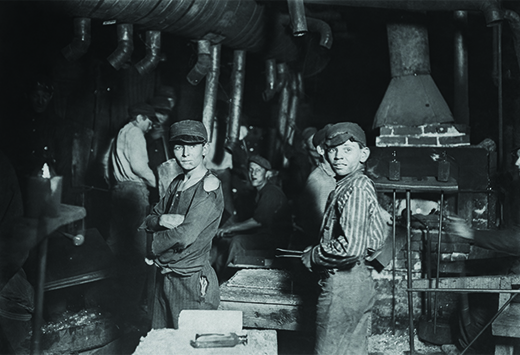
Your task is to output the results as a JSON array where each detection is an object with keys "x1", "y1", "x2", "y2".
[
  {"x1": 49, "y1": 0, "x2": 298, "y2": 61},
  {"x1": 373, "y1": 20, "x2": 454, "y2": 128}
]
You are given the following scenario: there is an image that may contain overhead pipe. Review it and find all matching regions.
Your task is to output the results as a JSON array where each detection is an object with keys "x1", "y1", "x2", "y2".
[
  {"x1": 227, "y1": 50, "x2": 246, "y2": 146},
  {"x1": 278, "y1": 79, "x2": 291, "y2": 168},
  {"x1": 306, "y1": 17, "x2": 333, "y2": 49},
  {"x1": 135, "y1": 30, "x2": 161, "y2": 75},
  {"x1": 107, "y1": 23, "x2": 134, "y2": 70},
  {"x1": 453, "y1": 11, "x2": 469, "y2": 125},
  {"x1": 504, "y1": 10, "x2": 520, "y2": 74},
  {"x1": 61, "y1": 17, "x2": 91, "y2": 62},
  {"x1": 287, "y1": 0, "x2": 308, "y2": 37},
  {"x1": 279, "y1": 14, "x2": 332, "y2": 49},
  {"x1": 187, "y1": 39, "x2": 212, "y2": 86},
  {"x1": 202, "y1": 44, "x2": 221, "y2": 142},
  {"x1": 287, "y1": 73, "x2": 300, "y2": 145},
  {"x1": 503, "y1": 9, "x2": 520, "y2": 149},
  {"x1": 275, "y1": 62, "x2": 290, "y2": 95},
  {"x1": 263, "y1": 58, "x2": 277, "y2": 102},
  {"x1": 278, "y1": 78, "x2": 291, "y2": 143},
  {"x1": 302, "y1": 0, "x2": 504, "y2": 27},
  {"x1": 296, "y1": 71, "x2": 305, "y2": 98}
]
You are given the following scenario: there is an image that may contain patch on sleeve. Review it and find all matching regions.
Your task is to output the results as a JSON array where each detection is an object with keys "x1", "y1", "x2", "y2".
[{"x1": 203, "y1": 174, "x2": 220, "y2": 192}]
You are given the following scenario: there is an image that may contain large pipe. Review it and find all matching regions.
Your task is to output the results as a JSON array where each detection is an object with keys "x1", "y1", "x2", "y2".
[
  {"x1": 202, "y1": 44, "x2": 221, "y2": 142},
  {"x1": 228, "y1": 50, "x2": 246, "y2": 144},
  {"x1": 287, "y1": 0, "x2": 308, "y2": 37},
  {"x1": 61, "y1": 17, "x2": 91, "y2": 62},
  {"x1": 504, "y1": 10, "x2": 520, "y2": 74},
  {"x1": 303, "y1": 0, "x2": 503, "y2": 26},
  {"x1": 135, "y1": 30, "x2": 161, "y2": 75},
  {"x1": 107, "y1": 23, "x2": 134, "y2": 70},
  {"x1": 453, "y1": 11, "x2": 469, "y2": 125},
  {"x1": 187, "y1": 40, "x2": 212, "y2": 86}
]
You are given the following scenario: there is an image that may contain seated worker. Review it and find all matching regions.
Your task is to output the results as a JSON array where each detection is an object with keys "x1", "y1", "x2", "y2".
[{"x1": 213, "y1": 155, "x2": 292, "y2": 275}]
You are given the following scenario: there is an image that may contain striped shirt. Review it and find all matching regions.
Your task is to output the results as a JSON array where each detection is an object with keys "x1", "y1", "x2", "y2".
[{"x1": 311, "y1": 168, "x2": 386, "y2": 269}]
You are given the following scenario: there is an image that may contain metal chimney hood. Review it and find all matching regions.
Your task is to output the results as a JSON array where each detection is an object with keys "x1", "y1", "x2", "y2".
[{"x1": 373, "y1": 20, "x2": 454, "y2": 128}]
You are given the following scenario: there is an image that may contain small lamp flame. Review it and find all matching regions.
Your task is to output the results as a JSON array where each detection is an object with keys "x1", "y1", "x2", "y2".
[{"x1": 42, "y1": 163, "x2": 51, "y2": 178}]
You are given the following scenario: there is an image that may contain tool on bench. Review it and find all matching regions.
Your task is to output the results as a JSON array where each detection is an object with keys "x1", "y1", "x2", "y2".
[
  {"x1": 190, "y1": 332, "x2": 248, "y2": 348},
  {"x1": 275, "y1": 248, "x2": 303, "y2": 258}
]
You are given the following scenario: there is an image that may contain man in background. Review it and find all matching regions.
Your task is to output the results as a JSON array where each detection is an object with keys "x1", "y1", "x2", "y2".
[{"x1": 107, "y1": 102, "x2": 158, "y2": 321}]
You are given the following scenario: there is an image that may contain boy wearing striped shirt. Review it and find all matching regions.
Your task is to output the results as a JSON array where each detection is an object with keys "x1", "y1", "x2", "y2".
[{"x1": 301, "y1": 122, "x2": 387, "y2": 355}]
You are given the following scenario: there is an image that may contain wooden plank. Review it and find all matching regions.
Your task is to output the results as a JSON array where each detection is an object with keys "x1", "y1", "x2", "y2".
[
  {"x1": 220, "y1": 285, "x2": 302, "y2": 305},
  {"x1": 493, "y1": 303, "x2": 520, "y2": 338},
  {"x1": 412, "y1": 275, "x2": 520, "y2": 290},
  {"x1": 219, "y1": 301, "x2": 302, "y2": 331},
  {"x1": 224, "y1": 269, "x2": 294, "y2": 291}
]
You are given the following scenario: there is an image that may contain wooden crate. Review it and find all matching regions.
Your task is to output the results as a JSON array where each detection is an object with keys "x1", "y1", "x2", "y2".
[{"x1": 219, "y1": 269, "x2": 305, "y2": 331}]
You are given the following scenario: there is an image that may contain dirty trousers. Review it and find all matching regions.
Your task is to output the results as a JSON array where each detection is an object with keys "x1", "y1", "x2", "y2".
[
  {"x1": 152, "y1": 261, "x2": 220, "y2": 329},
  {"x1": 315, "y1": 262, "x2": 375, "y2": 355}
]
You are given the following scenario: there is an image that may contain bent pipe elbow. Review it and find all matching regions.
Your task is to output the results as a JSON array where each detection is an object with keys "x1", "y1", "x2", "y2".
[
  {"x1": 107, "y1": 24, "x2": 134, "y2": 70},
  {"x1": 187, "y1": 40, "x2": 212, "y2": 86},
  {"x1": 306, "y1": 17, "x2": 333, "y2": 49},
  {"x1": 479, "y1": 0, "x2": 504, "y2": 26},
  {"x1": 62, "y1": 17, "x2": 91, "y2": 62},
  {"x1": 135, "y1": 30, "x2": 161, "y2": 76}
]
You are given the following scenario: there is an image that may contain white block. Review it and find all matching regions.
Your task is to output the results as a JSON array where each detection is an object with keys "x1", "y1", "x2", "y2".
[{"x1": 178, "y1": 310, "x2": 243, "y2": 333}]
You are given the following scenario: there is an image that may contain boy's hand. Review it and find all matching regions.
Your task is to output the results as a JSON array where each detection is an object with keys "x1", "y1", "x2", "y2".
[
  {"x1": 159, "y1": 214, "x2": 185, "y2": 229},
  {"x1": 301, "y1": 246, "x2": 313, "y2": 272}
]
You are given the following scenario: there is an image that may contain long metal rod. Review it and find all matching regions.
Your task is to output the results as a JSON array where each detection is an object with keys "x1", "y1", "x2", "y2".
[
  {"x1": 496, "y1": 24, "x2": 504, "y2": 168},
  {"x1": 31, "y1": 238, "x2": 48, "y2": 355},
  {"x1": 433, "y1": 192, "x2": 444, "y2": 332},
  {"x1": 406, "y1": 190, "x2": 415, "y2": 355},
  {"x1": 202, "y1": 44, "x2": 221, "y2": 142},
  {"x1": 392, "y1": 189, "x2": 396, "y2": 333},
  {"x1": 409, "y1": 288, "x2": 520, "y2": 294}
]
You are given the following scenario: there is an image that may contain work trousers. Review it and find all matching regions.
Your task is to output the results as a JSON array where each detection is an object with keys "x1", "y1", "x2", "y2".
[
  {"x1": 108, "y1": 181, "x2": 149, "y2": 261},
  {"x1": 152, "y1": 261, "x2": 220, "y2": 329},
  {"x1": 315, "y1": 261, "x2": 375, "y2": 355},
  {"x1": 108, "y1": 181, "x2": 149, "y2": 317}
]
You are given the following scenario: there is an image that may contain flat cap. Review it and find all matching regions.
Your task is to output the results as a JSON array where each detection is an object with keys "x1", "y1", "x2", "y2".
[
  {"x1": 169, "y1": 120, "x2": 208, "y2": 144},
  {"x1": 248, "y1": 155, "x2": 271, "y2": 170},
  {"x1": 325, "y1": 122, "x2": 366, "y2": 148},
  {"x1": 312, "y1": 124, "x2": 332, "y2": 148},
  {"x1": 128, "y1": 103, "x2": 158, "y2": 123},
  {"x1": 150, "y1": 96, "x2": 172, "y2": 115}
]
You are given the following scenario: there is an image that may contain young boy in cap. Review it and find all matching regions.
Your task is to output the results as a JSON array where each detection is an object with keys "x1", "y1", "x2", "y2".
[
  {"x1": 143, "y1": 120, "x2": 224, "y2": 329},
  {"x1": 301, "y1": 122, "x2": 387, "y2": 355},
  {"x1": 213, "y1": 155, "x2": 291, "y2": 278}
]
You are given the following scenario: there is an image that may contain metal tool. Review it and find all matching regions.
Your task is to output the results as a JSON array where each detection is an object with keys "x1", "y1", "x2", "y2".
[{"x1": 275, "y1": 248, "x2": 303, "y2": 258}]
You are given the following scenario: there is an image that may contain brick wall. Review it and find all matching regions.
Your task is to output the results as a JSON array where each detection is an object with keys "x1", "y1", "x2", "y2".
[{"x1": 376, "y1": 123, "x2": 470, "y2": 147}]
